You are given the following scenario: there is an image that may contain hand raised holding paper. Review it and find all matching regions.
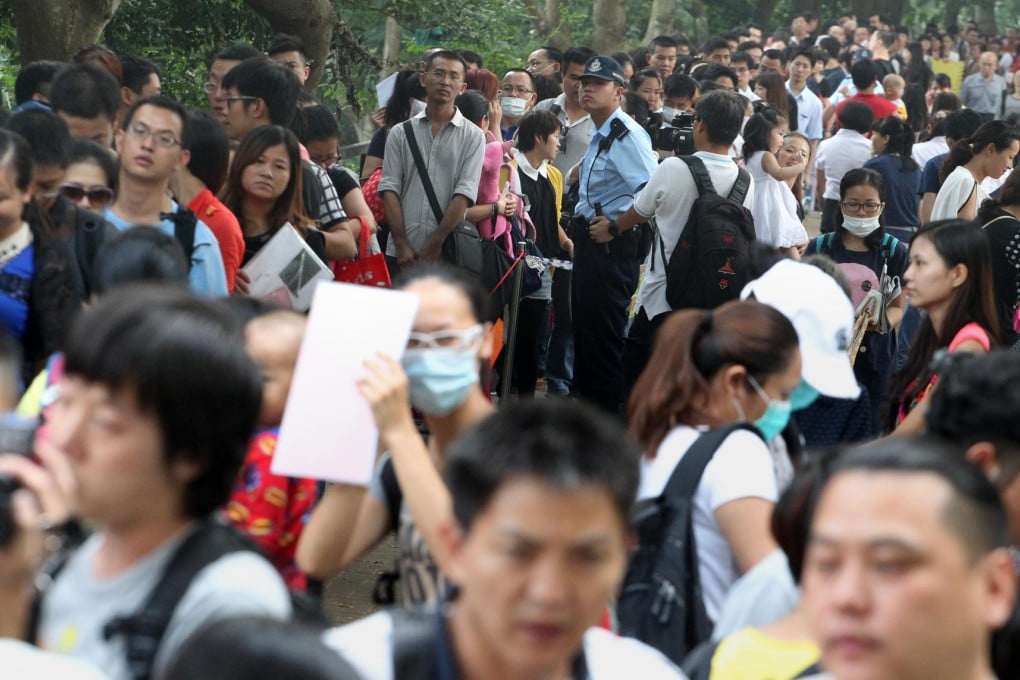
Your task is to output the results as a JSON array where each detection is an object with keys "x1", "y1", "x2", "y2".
[{"x1": 357, "y1": 353, "x2": 416, "y2": 440}]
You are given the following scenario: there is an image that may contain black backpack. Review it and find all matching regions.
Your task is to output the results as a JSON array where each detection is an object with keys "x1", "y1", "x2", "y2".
[
  {"x1": 160, "y1": 206, "x2": 198, "y2": 272},
  {"x1": 661, "y1": 156, "x2": 755, "y2": 311},
  {"x1": 616, "y1": 423, "x2": 763, "y2": 666}
]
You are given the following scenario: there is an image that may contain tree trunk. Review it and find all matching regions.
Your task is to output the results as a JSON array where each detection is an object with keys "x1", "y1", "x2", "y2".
[
  {"x1": 382, "y1": 16, "x2": 402, "y2": 70},
  {"x1": 542, "y1": 0, "x2": 572, "y2": 49},
  {"x1": 592, "y1": 0, "x2": 626, "y2": 54},
  {"x1": 10, "y1": 0, "x2": 122, "y2": 63},
  {"x1": 753, "y1": 0, "x2": 781, "y2": 31},
  {"x1": 644, "y1": 0, "x2": 678, "y2": 44},
  {"x1": 243, "y1": 0, "x2": 336, "y2": 91},
  {"x1": 974, "y1": 0, "x2": 996, "y2": 36},
  {"x1": 942, "y1": 0, "x2": 963, "y2": 36}
]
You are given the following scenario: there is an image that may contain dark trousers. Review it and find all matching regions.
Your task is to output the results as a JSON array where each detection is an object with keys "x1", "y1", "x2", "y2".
[
  {"x1": 570, "y1": 235, "x2": 640, "y2": 415},
  {"x1": 512, "y1": 298, "x2": 550, "y2": 398},
  {"x1": 820, "y1": 198, "x2": 841, "y2": 233},
  {"x1": 545, "y1": 268, "x2": 574, "y2": 395},
  {"x1": 622, "y1": 307, "x2": 670, "y2": 405}
]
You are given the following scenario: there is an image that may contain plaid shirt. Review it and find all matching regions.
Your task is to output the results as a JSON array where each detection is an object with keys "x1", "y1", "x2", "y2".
[{"x1": 308, "y1": 160, "x2": 347, "y2": 229}]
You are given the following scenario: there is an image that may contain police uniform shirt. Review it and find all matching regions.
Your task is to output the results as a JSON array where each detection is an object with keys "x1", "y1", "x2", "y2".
[{"x1": 575, "y1": 107, "x2": 658, "y2": 222}]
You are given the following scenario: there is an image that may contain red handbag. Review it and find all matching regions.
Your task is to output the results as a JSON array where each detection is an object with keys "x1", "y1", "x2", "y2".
[
  {"x1": 332, "y1": 216, "x2": 391, "y2": 288},
  {"x1": 361, "y1": 167, "x2": 387, "y2": 225}
]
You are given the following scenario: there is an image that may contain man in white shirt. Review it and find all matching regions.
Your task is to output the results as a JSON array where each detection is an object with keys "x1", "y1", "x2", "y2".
[
  {"x1": 786, "y1": 47, "x2": 824, "y2": 207},
  {"x1": 814, "y1": 101, "x2": 875, "y2": 232},
  {"x1": 323, "y1": 400, "x2": 685, "y2": 679},
  {"x1": 588, "y1": 90, "x2": 752, "y2": 393}
]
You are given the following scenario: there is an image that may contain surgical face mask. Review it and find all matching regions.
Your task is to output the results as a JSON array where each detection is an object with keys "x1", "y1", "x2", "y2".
[
  {"x1": 842, "y1": 214, "x2": 881, "y2": 237},
  {"x1": 790, "y1": 378, "x2": 820, "y2": 411},
  {"x1": 661, "y1": 106, "x2": 680, "y2": 122},
  {"x1": 747, "y1": 375, "x2": 793, "y2": 441},
  {"x1": 402, "y1": 346, "x2": 479, "y2": 416},
  {"x1": 501, "y1": 96, "x2": 528, "y2": 118}
]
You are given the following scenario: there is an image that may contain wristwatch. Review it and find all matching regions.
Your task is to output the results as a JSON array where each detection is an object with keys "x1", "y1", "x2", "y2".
[{"x1": 607, "y1": 220, "x2": 620, "y2": 238}]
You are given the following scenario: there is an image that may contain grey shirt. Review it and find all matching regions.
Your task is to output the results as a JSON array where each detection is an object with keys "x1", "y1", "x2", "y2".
[
  {"x1": 536, "y1": 94, "x2": 594, "y2": 181},
  {"x1": 39, "y1": 528, "x2": 292, "y2": 680},
  {"x1": 379, "y1": 107, "x2": 485, "y2": 255},
  {"x1": 960, "y1": 72, "x2": 1007, "y2": 115}
]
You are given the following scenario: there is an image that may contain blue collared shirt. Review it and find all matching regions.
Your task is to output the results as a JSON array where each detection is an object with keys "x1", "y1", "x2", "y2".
[
  {"x1": 105, "y1": 203, "x2": 228, "y2": 297},
  {"x1": 575, "y1": 107, "x2": 657, "y2": 221}
]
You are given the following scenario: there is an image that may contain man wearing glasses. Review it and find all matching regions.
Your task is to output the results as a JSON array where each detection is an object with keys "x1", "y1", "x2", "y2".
[
  {"x1": 104, "y1": 96, "x2": 228, "y2": 296},
  {"x1": 379, "y1": 50, "x2": 484, "y2": 272},
  {"x1": 499, "y1": 69, "x2": 538, "y2": 141},
  {"x1": 203, "y1": 44, "x2": 261, "y2": 126}
]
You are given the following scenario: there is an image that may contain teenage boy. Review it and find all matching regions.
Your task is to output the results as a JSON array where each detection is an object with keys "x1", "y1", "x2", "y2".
[
  {"x1": 268, "y1": 33, "x2": 311, "y2": 86},
  {"x1": 0, "y1": 286, "x2": 291, "y2": 678},
  {"x1": 106, "y1": 96, "x2": 228, "y2": 296},
  {"x1": 49, "y1": 63, "x2": 121, "y2": 147},
  {"x1": 204, "y1": 43, "x2": 261, "y2": 125},
  {"x1": 648, "y1": 36, "x2": 680, "y2": 79},
  {"x1": 323, "y1": 399, "x2": 684, "y2": 678}
]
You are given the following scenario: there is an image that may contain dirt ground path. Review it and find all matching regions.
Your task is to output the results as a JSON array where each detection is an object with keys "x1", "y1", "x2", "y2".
[{"x1": 323, "y1": 537, "x2": 397, "y2": 625}]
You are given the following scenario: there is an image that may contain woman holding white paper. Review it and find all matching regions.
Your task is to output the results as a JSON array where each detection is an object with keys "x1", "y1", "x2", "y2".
[
  {"x1": 220, "y1": 125, "x2": 328, "y2": 266},
  {"x1": 296, "y1": 263, "x2": 495, "y2": 606}
]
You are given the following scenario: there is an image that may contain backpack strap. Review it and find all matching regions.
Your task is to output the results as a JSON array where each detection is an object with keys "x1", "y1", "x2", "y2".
[
  {"x1": 813, "y1": 232, "x2": 834, "y2": 255},
  {"x1": 727, "y1": 168, "x2": 751, "y2": 205},
  {"x1": 662, "y1": 422, "x2": 764, "y2": 501},
  {"x1": 680, "y1": 638, "x2": 721, "y2": 680},
  {"x1": 679, "y1": 156, "x2": 718, "y2": 197},
  {"x1": 102, "y1": 521, "x2": 253, "y2": 680},
  {"x1": 390, "y1": 607, "x2": 438, "y2": 680},
  {"x1": 161, "y1": 207, "x2": 197, "y2": 271}
]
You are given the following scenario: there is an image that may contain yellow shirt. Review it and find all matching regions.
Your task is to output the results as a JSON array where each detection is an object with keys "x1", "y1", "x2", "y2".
[{"x1": 710, "y1": 628, "x2": 820, "y2": 680}]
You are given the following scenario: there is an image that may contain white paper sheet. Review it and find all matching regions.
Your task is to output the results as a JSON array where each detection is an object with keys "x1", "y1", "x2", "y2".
[
  {"x1": 375, "y1": 72, "x2": 398, "y2": 110},
  {"x1": 241, "y1": 225, "x2": 333, "y2": 312},
  {"x1": 271, "y1": 282, "x2": 419, "y2": 485}
]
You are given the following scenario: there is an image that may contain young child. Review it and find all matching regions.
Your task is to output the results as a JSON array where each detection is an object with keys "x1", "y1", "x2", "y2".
[
  {"x1": 742, "y1": 104, "x2": 809, "y2": 256},
  {"x1": 227, "y1": 309, "x2": 317, "y2": 590},
  {"x1": 882, "y1": 73, "x2": 908, "y2": 119}
]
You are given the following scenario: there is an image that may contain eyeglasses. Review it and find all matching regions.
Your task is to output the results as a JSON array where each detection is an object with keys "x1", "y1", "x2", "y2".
[
  {"x1": 427, "y1": 69, "x2": 463, "y2": 83},
  {"x1": 500, "y1": 85, "x2": 534, "y2": 96},
  {"x1": 841, "y1": 201, "x2": 884, "y2": 214},
  {"x1": 125, "y1": 122, "x2": 181, "y2": 149},
  {"x1": 225, "y1": 95, "x2": 258, "y2": 106},
  {"x1": 406, "y1": 325, "x2": 483, "y2": 350},
  {"x1": 59, "y1": 182, "x2": 114, "y2": 207},
  {"x1": 311, "y1": 150, "x2": 340, "y2": 168},
  {"x1": 202, "y1": 82, "x2": 219, "y2": 94}
]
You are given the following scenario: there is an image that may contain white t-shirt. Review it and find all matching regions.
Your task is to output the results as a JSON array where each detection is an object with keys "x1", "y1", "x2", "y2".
[
  {"x1": 814, "y1": 129, "x2": 874, "y2": 200},
  {"x1": 322, "y1": 611, "x2": 686, "y2": 679},
  {"x1": 0, "y1": 640, "x2": 106, "y2": 679},
  {"x1": 39, "y1": 527, "x2": 292, "y2": 680},
  {"x1": 638, "y1": 426, "x2": 778, "y2": 623},
  {"x1": 931, "y1": 165, "x2": 988, "y2": 221},
  {"x1": 633, "y1": 152, "x2": 755, "y2": 319},
  {"x1": 912, "y1": 136, "x2": 948, "y2": 169}
]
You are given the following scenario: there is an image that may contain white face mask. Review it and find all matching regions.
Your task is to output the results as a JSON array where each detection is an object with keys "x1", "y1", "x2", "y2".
[
  {"x1": 501, "y1": 96, "x2": 528, "y2": 118},
  {"x1": 661, "y1": 106, "x2": 680, "y2": 122},
  {"x1": 842, "y1": 214, "x2": 881, "y2": 237}
]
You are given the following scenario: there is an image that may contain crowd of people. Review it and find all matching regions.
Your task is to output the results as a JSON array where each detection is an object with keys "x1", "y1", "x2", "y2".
[{"x1": 0, "y1": 11, "x2": 1018, "y2": 680}]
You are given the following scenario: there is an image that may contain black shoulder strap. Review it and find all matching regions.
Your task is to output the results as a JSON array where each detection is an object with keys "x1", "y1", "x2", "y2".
[
  {"x1": 161, "y1": 206, "x2": 197, "y2": 270},
  {"x1": 679, "y1": 156, "x2": 718, "y2": 198},
  {"x1": 402, "y1": 120, "x2": 445, "y2": 224},
  {"x1": 680, "y1": 638, "x2": 721, "y2": 680},
  {"x1": 102, "y1": 521, "x2": 252, "y2": 680},
  {"x1": 728, "y1": 168, "x2": 751, "y2": 205},
  {"x1": 390, "y1": 607, "x2": 437, "y2": 680},
  {"x1": 662, "y1": 423, "x2": 763, "y2": 501},
  {"x1": 380, "y1": 455, "x2": 403, "y2": 534}
]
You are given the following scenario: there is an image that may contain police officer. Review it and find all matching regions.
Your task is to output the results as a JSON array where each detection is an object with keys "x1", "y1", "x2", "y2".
[{"x1": 570, "y1": 55, "x2": 657, "y2": 414}]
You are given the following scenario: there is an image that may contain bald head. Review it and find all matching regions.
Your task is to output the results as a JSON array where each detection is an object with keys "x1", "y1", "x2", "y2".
[{"x1": 979, "y1": 52, "x2": 998, "y2": 78}]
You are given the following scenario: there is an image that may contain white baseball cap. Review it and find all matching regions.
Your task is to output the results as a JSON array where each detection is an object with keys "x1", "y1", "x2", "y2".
[{"x1": 740, "y1": 259, "x2": 861, "y2": 399}]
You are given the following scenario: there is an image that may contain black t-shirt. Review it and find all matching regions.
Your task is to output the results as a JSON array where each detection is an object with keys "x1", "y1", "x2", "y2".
[
  {"x1": 981, "y1": 207, "x2": 1020, "y2": 346},
  {"x1": 327, "y1": 166, "x2": 361, "y2": 201},
  {"x1": 367, "y1": 126, "x2": 388, "y2": 158}
]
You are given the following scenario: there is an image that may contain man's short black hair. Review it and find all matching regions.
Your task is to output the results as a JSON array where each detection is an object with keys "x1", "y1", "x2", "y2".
[
  {"x1": 426, "y1": 50, "x2": 469, "y2": 75},
  {"x1": 695, "y1": 89, "x2": 745, "y2": 146},
  {"x1": 445, "y1": 399, "x2": 640, "y2": 531},
  {"x1": 701, "y1": 64, "x2": 738, "y2": 89},
  {"x1": 211, "y1": 43, "x2": 261, "y2": 67},
  {"x1": 850, "y1": 58, "x2": 878, "y2": 90},
  {"x1": 14, "y1": 60, "x2": 64, "y2": 105},
  {"x1": 184, "y1": 108, "x2": 229, "y2": 193},
  {"x1": 762, "y1": 48, "x2": 788, "y2": 67},
  {"x1": 6, "y1": 108, "x2": 71, "y2": 168},
  {"x1": 926, "y1": 351, "x2": 1020, "y2": 453},
  {"x1": 829, "y1": 436, "x2": 1010, "y2": 561},
  {"x1": 737, "y1": 40, "x2": 762, "y2": 53},
  {"x1": 702, "y1": 36, "x2": 731, "y2": 56},
  {"x1": 651, "y1": 35, "x2": 678, "y2": 50},
  {"x1": 457, "y1": 50, "x2": 483, "y2": 68},
  {"x1": 562, "y1": 46, "x2": 597, "y2": 70},
  {"x1": 538, "y1": 45, "x2": 564, "y2": 65},
  {"x1": 516, "y1": 109, "x2": 561, "y2": 152},
  {"x1": 267, "y1": 33, "x2": 306, "y2": 60},
  {"x1": 120, "y1": 55, "x2": 163, "y2": 95},
  {"x1": 93, "y1": 227, "x2": 190, "y2": 295},
  {"x1": 49, "y1": 63, "x2": 120, "y2": 121},
  {"x1": 502, "y1": 67, "x2": 535, "y2": 90},
  {"x1": 837, "y1": 101, "x2": 874, "y2": 134},
  {"x1": 944, "y1": 108, "x2": 988, "y2": 143},
  {"x1": 221, "y1": 56, "x2": 301, "y2": 128},
  {"x1": 787, "y1": 45, "x2": 814, "y2": 65},
  {"x1": 730, "y1": 50, "x2": 755, "y2": 68},
  {"x1": 663, "y1": 73, "x2": 699, "y2": 99},
  {"x1": 122, "y1": 95, "x2": 190, "y2": 148},
  {"x1": 63, "y1": 285, "x2": 262, "y2": 519},
  {"x1": 817, "y1": 36, "x2": 841, "y2": 60},
  {"x1": 875, "y1": 29, "x2": 897, "y2": 48}
]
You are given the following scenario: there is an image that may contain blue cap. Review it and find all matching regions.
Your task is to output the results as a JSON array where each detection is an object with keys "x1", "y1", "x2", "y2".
[{"x1": 582, "y1": 56, "x2": 626, "y2": 86}]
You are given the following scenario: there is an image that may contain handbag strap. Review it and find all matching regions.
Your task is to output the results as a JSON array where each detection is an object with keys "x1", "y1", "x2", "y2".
[
  {"x1": 354, "y1": 216, "x2": 370, "y2": 258},
  {"x1": 402, "y1": 120, "x2": 445, "y2": 224}
]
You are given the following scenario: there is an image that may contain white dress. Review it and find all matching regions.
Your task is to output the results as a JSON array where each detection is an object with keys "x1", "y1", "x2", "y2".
[
  {"x1": 931, "y1": 165, "x2": 988, "y2": 222},
  {"x1": 746, "y1": 151, "x2": 809, "y2": 248}
]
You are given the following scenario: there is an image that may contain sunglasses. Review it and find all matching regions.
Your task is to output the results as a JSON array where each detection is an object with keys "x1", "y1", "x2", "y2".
[{"x1": 59, "y1": 183, "x2": 114, "y2": 207}]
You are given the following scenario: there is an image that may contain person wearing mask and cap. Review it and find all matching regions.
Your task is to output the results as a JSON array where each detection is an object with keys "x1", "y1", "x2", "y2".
[{"x1": 569, "y1": 56, "x2": 657, "y2": 415}]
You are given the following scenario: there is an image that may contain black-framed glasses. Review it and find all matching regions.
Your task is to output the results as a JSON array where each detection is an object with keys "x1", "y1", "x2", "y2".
[
  {"x1": 59, "y1": 182, "x2": 114, "y2": 206},
  {"x1": 125, "y1": 122, "x2": 181, "y2": 149},
  {"x1": 841, "y1": 201, "x2": 884, "y2": 214},
  {"x1": 225, "y1": 95, "x2": 258, "y2": 106}
]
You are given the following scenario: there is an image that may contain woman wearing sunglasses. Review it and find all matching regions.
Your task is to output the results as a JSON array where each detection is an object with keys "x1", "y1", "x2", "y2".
[{"x1": 61, "y1": 138, "x2": 117, "y2": 212}]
